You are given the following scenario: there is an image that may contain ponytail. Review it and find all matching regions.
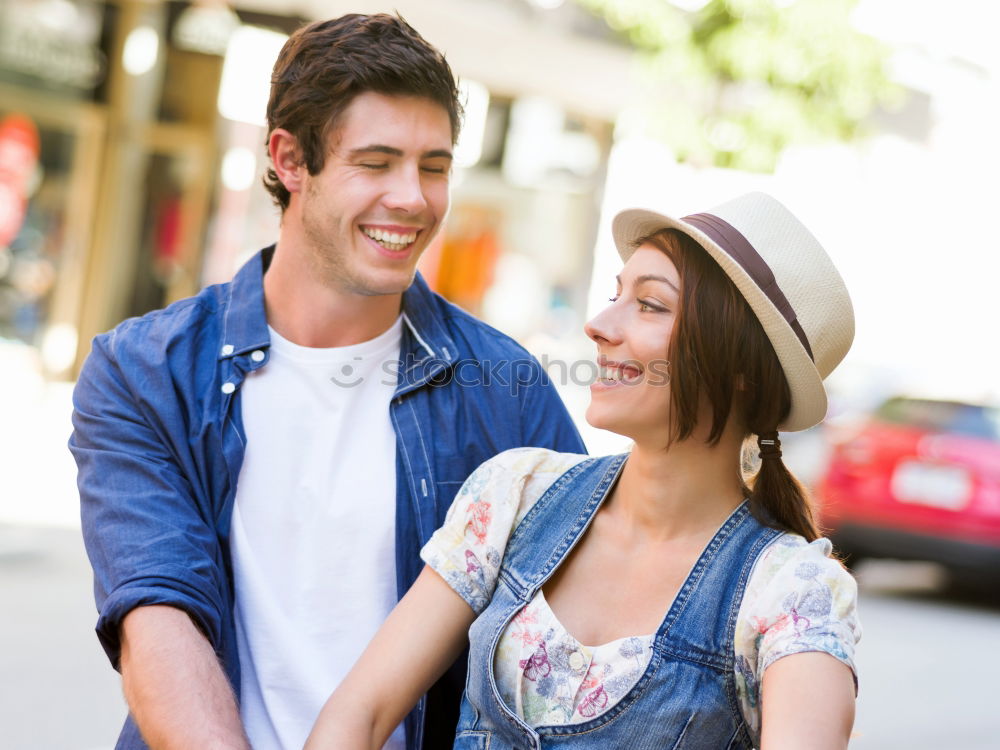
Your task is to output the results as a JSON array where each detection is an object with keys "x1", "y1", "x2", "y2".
[{"x1": 747, "y1": 432, "x2": 819, "y2": 541}]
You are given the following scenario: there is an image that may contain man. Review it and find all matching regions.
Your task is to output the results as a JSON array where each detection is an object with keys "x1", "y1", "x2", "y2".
[{"x1": 70, "y1": 14, "x2": 584, "y2": 750}]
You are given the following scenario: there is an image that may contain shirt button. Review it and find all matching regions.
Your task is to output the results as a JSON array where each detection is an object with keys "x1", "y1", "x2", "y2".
[
  {"x1": 220, "y1": 344, "x2": 234, "y2": 356},
  {"x1": 250, "y1": 349, "x2": 265, "y2": 362},
  {"x1": 569, "y1": 651, "x2": 585, "y2": 671},
  {"x1": 221, "y1": 382, "x2": 236, "y2": 394}
]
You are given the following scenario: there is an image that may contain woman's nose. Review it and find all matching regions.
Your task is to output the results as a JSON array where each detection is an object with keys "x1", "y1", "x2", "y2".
[{"x1": 584, "y1": 302, "x2": 623, "y2": 346}]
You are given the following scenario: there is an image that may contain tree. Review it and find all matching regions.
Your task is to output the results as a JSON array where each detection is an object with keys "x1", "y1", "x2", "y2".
[{"x1": 576, "y1": 0, "x2": 897, "y2": 171}]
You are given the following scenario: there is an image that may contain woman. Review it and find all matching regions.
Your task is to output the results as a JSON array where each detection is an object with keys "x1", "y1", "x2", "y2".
[{"x1": 306, "y1": 192, "x2": 860, "y2": 749}]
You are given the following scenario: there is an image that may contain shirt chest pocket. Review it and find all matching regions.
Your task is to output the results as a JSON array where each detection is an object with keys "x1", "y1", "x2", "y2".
[
  {"x1": 435, "y1": 454, "x2": 483, "y2": 489},
  {"x1": 453, "y1": 730, "x2": 491, "y2": 749}
]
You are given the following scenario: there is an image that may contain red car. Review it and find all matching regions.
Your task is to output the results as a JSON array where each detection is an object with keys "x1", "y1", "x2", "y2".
[{"x1": 818, "y1": 396, "x2": 1000, "y2": 577}]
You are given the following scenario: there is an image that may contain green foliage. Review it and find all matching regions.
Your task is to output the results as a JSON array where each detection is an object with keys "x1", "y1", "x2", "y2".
[{"x1": 576, "y1": 0, "x2": 898, "y2": 172}]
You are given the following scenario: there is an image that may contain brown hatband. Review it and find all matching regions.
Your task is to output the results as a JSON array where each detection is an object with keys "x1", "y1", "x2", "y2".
[{"x1": 682, "y1": 212, "x2": 814, "y2": 362}]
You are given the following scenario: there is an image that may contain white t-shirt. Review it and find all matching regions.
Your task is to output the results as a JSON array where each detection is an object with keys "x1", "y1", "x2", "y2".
[{"x1": 231, "y1": 317, "x2": 405, "y2": 750}]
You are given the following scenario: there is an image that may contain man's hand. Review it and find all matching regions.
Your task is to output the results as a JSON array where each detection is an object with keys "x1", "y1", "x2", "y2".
[{"x1": 120, "y1": 606, "x2": 250, "y2": 750}]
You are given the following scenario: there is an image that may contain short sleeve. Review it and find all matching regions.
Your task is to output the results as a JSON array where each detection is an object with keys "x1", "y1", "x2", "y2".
[
  {"x1": 733, "y1": 535, "x2": 861, "y2": 736},
  {"x1": 420, "y1": 447, "x2": 587, "y2": 613}
]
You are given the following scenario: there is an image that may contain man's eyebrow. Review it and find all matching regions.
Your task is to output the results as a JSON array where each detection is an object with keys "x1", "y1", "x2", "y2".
[
  {"x1": 348, "y1": 145, "x2": 453, "y2": 160},
  {"x1": 616, "y1": 273, "x2": 679, "y2": 293},
  {"x1": 423, "y1": 148, "x2": 453, "y2": 160},
  {"x1": 349, "y1": 145, "x2": 403, "y2": 157}
]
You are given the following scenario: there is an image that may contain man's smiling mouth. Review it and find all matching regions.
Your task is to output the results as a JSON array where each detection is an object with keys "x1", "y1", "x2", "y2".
[{"x1": 361, "y1": 226, "x2": 419, "y2": 251}]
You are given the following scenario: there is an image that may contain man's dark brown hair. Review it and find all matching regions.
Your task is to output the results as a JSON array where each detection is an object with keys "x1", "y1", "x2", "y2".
[{"x1": 263, "y1": 13, "x2": 463, "y2": 211}]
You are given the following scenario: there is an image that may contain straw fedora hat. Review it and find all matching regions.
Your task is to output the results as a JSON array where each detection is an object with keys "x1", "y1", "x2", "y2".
[{"x1": 611, "y1": 192, "x2": 854, "y2": 432}]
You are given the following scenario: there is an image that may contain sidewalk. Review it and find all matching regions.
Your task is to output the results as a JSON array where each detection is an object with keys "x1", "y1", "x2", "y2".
[
  {"x1": 0, "y1": 523, "x2": 127, "y2": 750},
  {"x1": 1, "y1": 339, "x2": 80, "y2": 528},
  {"x1": 1, "y1": 340, "x2": 127, "y2": 749}
]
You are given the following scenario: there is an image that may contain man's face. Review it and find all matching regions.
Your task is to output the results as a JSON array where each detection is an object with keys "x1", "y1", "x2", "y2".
[{"x1": 296, "y1": 91, "x2": 453, "y2": 296}]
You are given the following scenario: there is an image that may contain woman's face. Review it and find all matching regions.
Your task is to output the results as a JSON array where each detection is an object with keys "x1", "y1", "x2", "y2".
[{"x1": 584, "y1": 243, "x2": 679, "y2": 442}]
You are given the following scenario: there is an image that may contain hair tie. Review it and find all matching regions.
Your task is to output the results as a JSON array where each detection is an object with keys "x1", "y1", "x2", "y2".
[{"x1": 757, "y1": 431, "x2": 782, "y2": 460}]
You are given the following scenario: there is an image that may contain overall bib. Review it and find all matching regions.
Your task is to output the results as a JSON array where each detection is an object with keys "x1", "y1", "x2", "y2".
[{"x1": 454, "y1": 454, "x2": 781, "y2": 750}]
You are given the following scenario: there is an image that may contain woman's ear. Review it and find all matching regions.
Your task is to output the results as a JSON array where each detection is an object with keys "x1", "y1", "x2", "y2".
[{"x1": 268, "y1": 128, "x2": 306, "y2": 195}]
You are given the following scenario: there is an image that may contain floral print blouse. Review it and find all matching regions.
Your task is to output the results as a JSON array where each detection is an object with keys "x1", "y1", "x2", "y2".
[{"x1": 421, "y1": 448, "x2": 861, "y2": 743}]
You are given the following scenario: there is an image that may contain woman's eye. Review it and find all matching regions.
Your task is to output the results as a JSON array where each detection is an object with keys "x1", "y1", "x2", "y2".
[{"x1": 638, "y1": 300, "x2": 665, "y2": 313}]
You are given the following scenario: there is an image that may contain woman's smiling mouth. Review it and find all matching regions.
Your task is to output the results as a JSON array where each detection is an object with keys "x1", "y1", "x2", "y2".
[{"x1": 596, "y1": 359, "x2": 643, "y2": 385}]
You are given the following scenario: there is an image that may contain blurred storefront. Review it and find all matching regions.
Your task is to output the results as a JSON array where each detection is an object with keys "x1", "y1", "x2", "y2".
[
  {"x1": 0, "y1": 0, "x2": 633, "y2": 378},
  {"x1": 0, "y1": 0, "x2": 308, "y2": 377},
  {"x1": 1, "y1": 0, "x2": 106, "y2": 376}
]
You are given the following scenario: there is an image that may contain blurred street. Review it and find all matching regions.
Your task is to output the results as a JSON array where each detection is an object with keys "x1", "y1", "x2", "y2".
[
  {"x1": 0, "y1": 524, "x2": 127, "y2": 750},
  {"x1": 849, "y1": 562, "x2": 1000, "y2": 749},
  {"x1": 3, "y1": 1, "x2": 999, "y2": 748},
  {"x1": 0, "y1": 340, "x2": 128, "y2": 749},
  {"x1": 2, "y1": 343, "x2": 999, "y2": 750}
]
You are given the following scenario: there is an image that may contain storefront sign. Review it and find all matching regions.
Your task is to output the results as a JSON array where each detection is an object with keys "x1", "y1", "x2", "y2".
[
  {"x1": 0, "y1": 113, "x2": 40, "y2": 246},
  {"x1": 0, "y1": 0, "x2": 105, "y2": 90}
]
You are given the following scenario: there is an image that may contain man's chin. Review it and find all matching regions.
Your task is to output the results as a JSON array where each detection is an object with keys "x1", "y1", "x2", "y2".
[{"x1": 349, "y1": 270, "x2": 419, "y2": 297}]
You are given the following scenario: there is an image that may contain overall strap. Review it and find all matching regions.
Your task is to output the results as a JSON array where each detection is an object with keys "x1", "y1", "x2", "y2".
[
  {"x1": 653, "y1": 503, "x2": 782, "y2": 672},
  {"x1": 497, "y1": 453, "x2": 628, "y2": 600}
]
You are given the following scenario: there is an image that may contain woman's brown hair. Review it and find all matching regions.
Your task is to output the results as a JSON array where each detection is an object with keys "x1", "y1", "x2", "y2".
[{"x1": 642, "y1": 229, "x2": 820, "y2": 541}]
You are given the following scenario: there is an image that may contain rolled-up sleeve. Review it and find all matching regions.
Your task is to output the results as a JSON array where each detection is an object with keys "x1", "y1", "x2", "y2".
[{"x1": 69, "y1": 331, "x2": 227, "y2": 668}]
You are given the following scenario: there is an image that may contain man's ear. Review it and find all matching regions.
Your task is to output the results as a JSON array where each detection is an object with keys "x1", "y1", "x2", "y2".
[{"x1": 268, "y1": 128, "x2": 306, "y2": 194}]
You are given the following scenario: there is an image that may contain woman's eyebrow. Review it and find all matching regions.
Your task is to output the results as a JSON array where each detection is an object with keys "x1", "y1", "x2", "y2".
[{"x1": 617, "y1": 273, "x2": 679, "y2": 294}]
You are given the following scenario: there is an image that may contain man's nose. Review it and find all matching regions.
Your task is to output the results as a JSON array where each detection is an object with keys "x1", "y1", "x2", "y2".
[{"x1": 384, "y1": 165, "x2": 428, "y2": 214}]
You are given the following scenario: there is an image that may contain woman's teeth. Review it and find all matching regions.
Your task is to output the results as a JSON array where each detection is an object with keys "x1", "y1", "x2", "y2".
[
  {"x1": 599, "y1": 366, "x2": 639, "y2": 383},
  {"x1": 362, "y1": 227, "x2": 418, "y2": 251}
]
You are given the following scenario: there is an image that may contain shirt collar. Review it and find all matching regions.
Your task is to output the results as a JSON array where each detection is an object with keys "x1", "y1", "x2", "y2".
[
  {"x1": 218, "y1": 245, "x2": 272, "y2": 361},
  {"x1": 400, "y1": 272, "x2": 458, "y2": 366},
  {"x1": 217, "y1": 246, "x2": 458, "y2": 371}
]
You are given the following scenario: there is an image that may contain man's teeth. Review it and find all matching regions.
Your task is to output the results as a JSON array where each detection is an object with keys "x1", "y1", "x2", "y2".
[{"x1": 362, "y1": 227, "x2": 418, "y2": 250}]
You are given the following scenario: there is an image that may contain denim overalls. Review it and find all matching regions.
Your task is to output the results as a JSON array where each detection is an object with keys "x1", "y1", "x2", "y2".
[{"x1": 454, "y1": 454, "x2": 782, "y2": 750}]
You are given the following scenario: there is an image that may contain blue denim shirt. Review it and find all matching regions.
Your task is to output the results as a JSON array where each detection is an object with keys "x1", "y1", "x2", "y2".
[
  {"x1": 69, "y1": 246, "x2": 586, "y2": 750},
  {"x1": 456, "y1": 454, "x2": 780, "y2": 750}
]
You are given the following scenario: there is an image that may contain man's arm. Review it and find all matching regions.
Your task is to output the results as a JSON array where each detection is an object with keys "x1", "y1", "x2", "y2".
[
  {"x1": 120, "y1": 607, "x2": 250, "y2": 750},
  {"x1": 70, "y1": 332, "x2": 242, "y2": 747}
]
